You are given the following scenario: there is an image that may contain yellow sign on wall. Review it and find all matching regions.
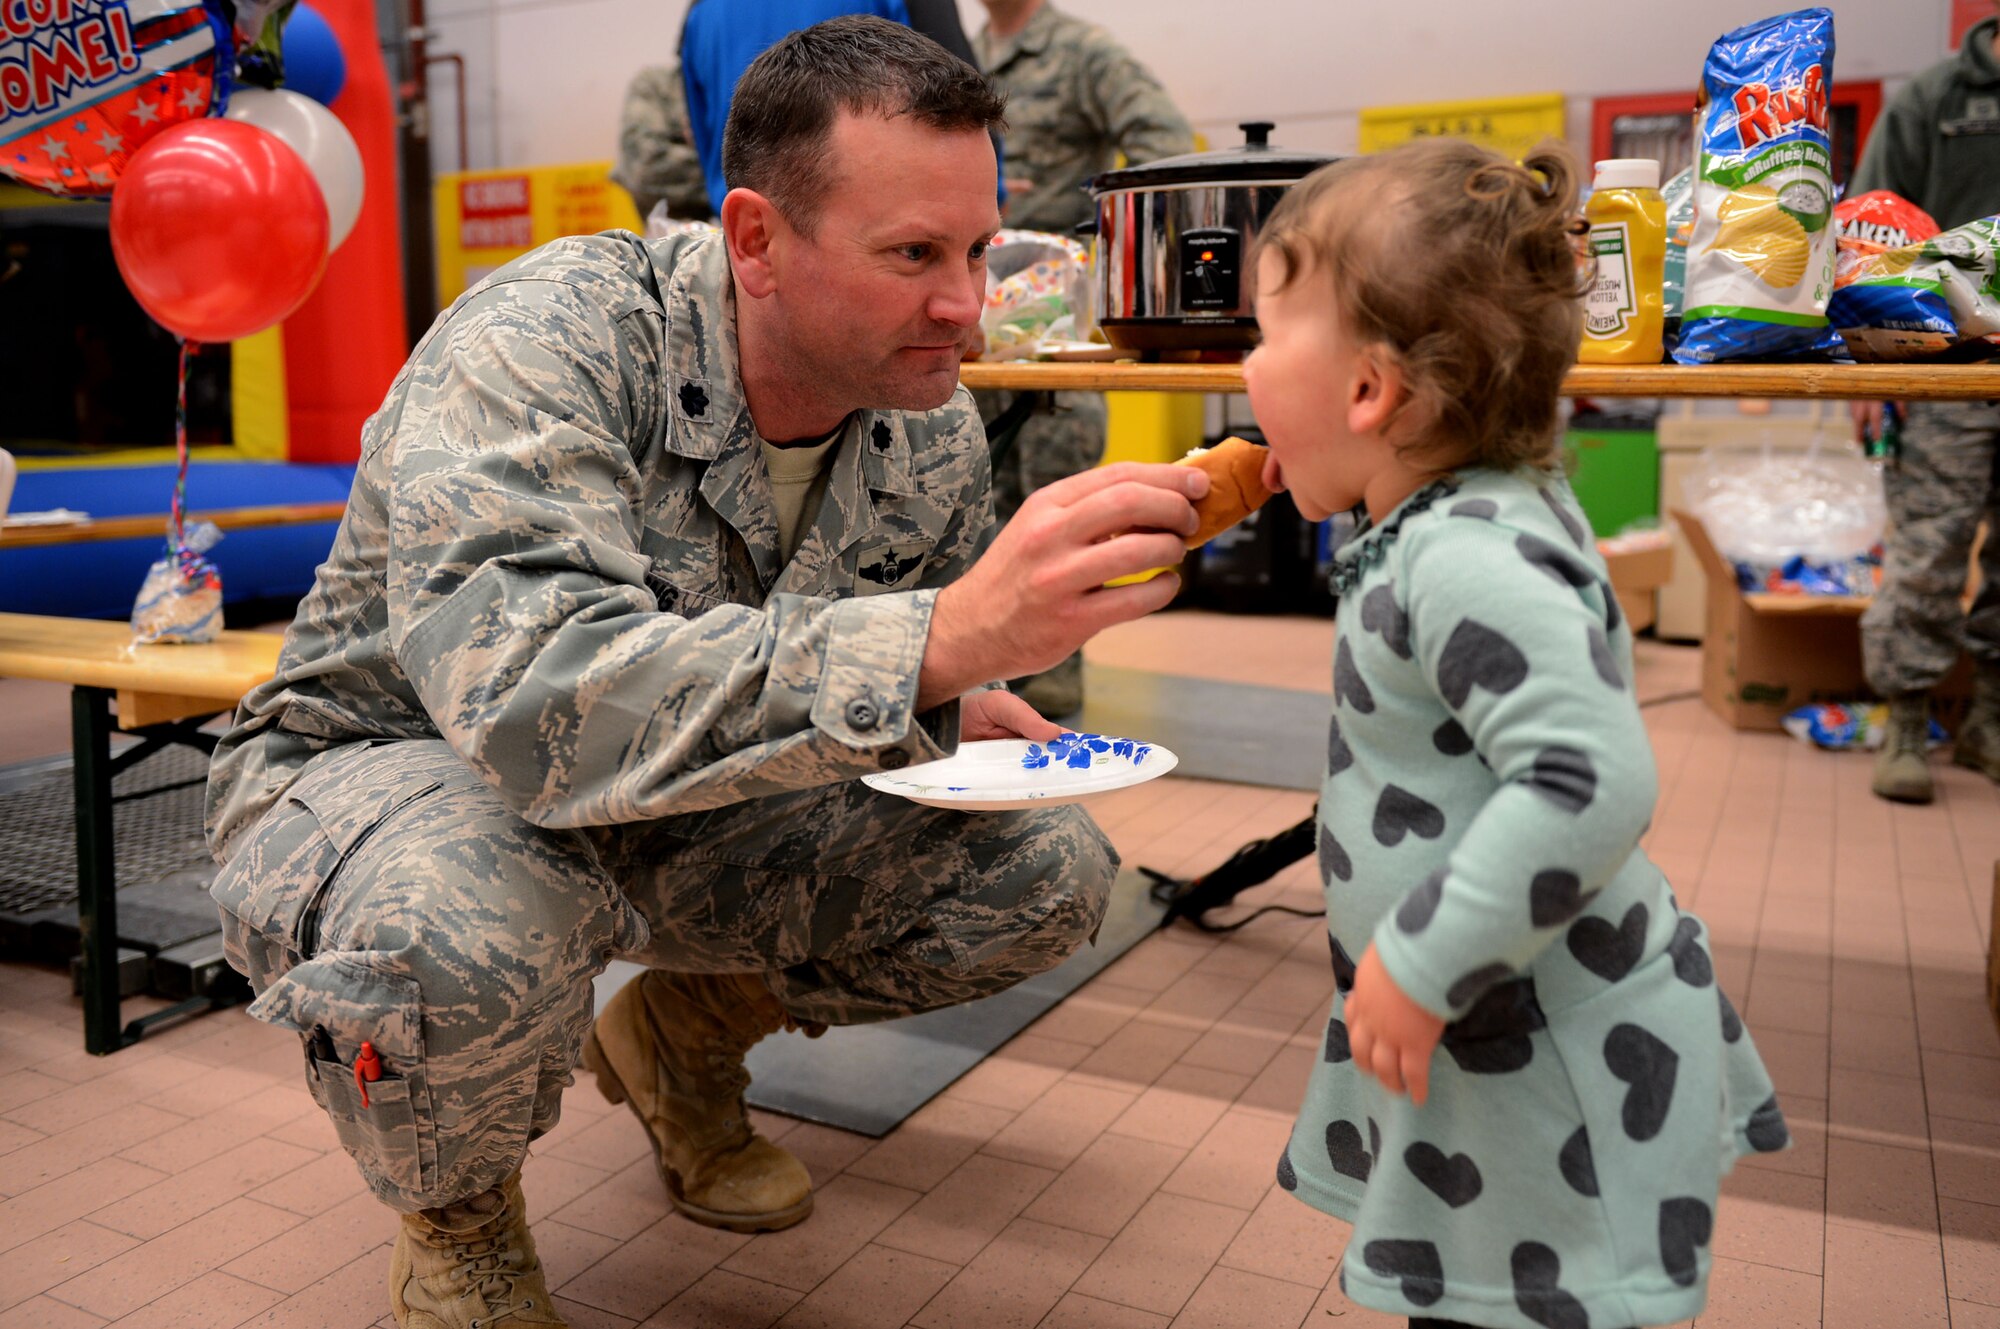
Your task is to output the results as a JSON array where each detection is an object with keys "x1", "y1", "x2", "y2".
[
  {"x1": 433, "y1": 161, "x2": 644, "y2": 306},
  {"x1": 1358, "y1": 92, "x2": 1567, "y2": 161}
]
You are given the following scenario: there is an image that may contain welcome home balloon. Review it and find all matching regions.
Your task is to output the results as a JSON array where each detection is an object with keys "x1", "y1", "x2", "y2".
[{"x1": 0, "y1": 0, "x2": 230, "y2": 197}]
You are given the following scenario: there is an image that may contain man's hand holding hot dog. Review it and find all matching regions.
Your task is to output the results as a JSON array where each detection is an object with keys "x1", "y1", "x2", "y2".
[{"x1": 919, "y1": 463, "x2": 1209, "y2": 711}]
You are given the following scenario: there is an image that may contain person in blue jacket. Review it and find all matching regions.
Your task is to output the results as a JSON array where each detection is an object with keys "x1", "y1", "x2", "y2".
[{"x1": 680, "y1": 0, "x2": 1002, "y2": 216}]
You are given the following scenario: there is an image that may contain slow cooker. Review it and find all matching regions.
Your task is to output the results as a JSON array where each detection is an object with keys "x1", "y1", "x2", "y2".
[{"x1": 1089, "y1": 122, "x2": 1338, "y2": 353}]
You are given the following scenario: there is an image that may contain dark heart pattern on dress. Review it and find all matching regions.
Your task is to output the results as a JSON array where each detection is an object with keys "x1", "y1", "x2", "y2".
[
  {"x1": 1319, "y1": 826, "x2": 1353, "y2": 884},
  {"x1": 1324, "y1": 1017, "x2": 1352, "y2": 1063},
  {"x1": 1517, "y1": 533, "x2": 1595, "y2": 590},
  {"x1": 1446, "y1": 962, "x2": 1515, "y2": 1012},
  {"x1": 1659, "y1": 1197, "x2": 1713, "y2": 1288},
  {"x1": 1511, "y1": 1242, "x2": 1590, "y2": 1329},
  {"x1": 1719, "y1": 990, "x2": 1744, "y2": 1043},
  {"x1": 1531, "y1": 869, "x2": 1598, "y2": 929},
  {"x1": 1525, "y1": 746, "x2": 1598, "y2": 814},
  {"x1": 1326, "y1": 1119, "x2": 1372, "y2": 1181},
  {"x1": 1441, "y1": 976, "x2": 1544, "y2": 1074},
  {"x1": 1396, "y1": 869, "x2": 1447, "y2": 934},
  {"x1": 1405, "y1": 1142, "x2": 1483, "y2": 1208},
  {"x1": 1328, "y1": 716, "x2": 1354, "y2": 776},
  {"x1": 1451, "y1": 498, "x2": 1498, "y2": 520},
  {"x1": 1558, "y1": 1126, "x2": 1599, "y2": 1197},
  {"x1": 1437, "y1": 619, "x2": 1529, "y2": 709},
  {"x1": 1328, "y1": 933, "x2": 1358, "y2": 992},
  {"x1": 1375, "y1": 786, "x2": 1446, "y2": 848},
  {"x1": 1745, "y1": 1094, "x2": 1791, "y2": 1152},
  {"x1": 677, "y1": 381, "x2": 709, "y2": 418},
  {"x1": 1539, "y1": 487, "x2": 1588, "y2": 549},
  {"x1": 1567, "y1": 902, "x2": 1648, "y2": 982},
  {"x1": 1276, "y1": 1147, "x2": 1298, "y2": 1191},
  {"x1": 1363, "y1": 1239, "x2": 1445, "y2": 1308},
  {"x1": 1587, "y1": 624, "x2": 1624, "y2": 690},
  {"x1": 1605, "y1": 1023, "x2": 1679, "y2": 1141},
  {"x1": 1335, "y1": 636, "x2": 1375, "y2": 714},
  {"x1": 1360, "y1": 583, "x2": 1413, "y2": 659},
  {"x1": 1433, "y1": 718, "x2": 1475, "y2": 756},
  {"x1": 1666, "y1": 916, "x2": 1713, "y2": 987}
]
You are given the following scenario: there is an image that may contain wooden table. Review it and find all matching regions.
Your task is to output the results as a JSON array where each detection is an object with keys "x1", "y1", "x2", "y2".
[
  {"x1": 0, "y1": 501, "x2": 347, "y2": 549},
  {"x1": 0, "y1": 613, "x2": 283, "y2": 1052},
  {"x1": 958, "y1": 360, "x2": 2000, "y2": 399}
]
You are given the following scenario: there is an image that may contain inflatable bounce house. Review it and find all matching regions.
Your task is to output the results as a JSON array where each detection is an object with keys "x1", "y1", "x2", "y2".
[{"x1": 0, "y1": 0, "x2": 403, "y2": 618}]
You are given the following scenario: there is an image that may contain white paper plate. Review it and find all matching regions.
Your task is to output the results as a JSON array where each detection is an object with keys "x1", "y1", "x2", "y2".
[
  {"x1": 862, "y1": 732, "x2": 1178, "y2": 811},
  {"x1": 1035, "y1": 341, "x2": 1125, "y2": 362}
]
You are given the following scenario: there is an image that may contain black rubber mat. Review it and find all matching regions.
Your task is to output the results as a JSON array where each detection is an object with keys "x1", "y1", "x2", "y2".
[
  {"x1": 0, "y1": 745, "x2": 215, "y2": 916},
  {"x1": 596, "y1": 866, "x2": 1168, "y2": 1137},
  {"x1": 1076, "y1": 664, "x2": 1325, "y2": 793}
]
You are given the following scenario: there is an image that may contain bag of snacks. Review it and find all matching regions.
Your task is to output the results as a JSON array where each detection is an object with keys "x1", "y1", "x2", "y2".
[
  {"x1": 131, "y1": 520, "x2": 224, "y2": 644},
  {"x1": 1674, "y1": 8, "x2": 1844, "y2": 364},
  {"x1": 1833, "y1": 190, "x2": 1939, "y2": 287},
  {"x1": 980, "y1": 229, "x2": 1092, "y2": 360},
  {"x1": 1829, "y1": 214, "x2": 2000, "y2": 361}
]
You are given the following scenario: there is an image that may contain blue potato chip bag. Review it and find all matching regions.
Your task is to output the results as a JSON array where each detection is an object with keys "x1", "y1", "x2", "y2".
[{"x1": 1674, "y1": 8, "x2": 1846, "y2": 363}]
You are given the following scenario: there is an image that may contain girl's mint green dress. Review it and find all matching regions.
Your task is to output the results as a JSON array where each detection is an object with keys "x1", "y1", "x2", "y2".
[{"x1": 1282, "y1": 468, "x2": 1788, "y2": 1329}]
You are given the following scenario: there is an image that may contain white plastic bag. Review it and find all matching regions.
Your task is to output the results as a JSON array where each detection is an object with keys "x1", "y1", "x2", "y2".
[
  {"x1": 131, "y1": 520, "x2": 224, "y2": 644},
  {"x1": 980, "y1": 229, "x2": 1093, "y2": 360}
]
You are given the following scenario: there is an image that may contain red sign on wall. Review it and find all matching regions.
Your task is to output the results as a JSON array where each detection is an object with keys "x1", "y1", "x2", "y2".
[
  {"x1": 1952, "y1": 0, "x2": 1989, "y2": 50},
  {"x1": 459, "y1": 175, "x2": 532, "y2": 249}
]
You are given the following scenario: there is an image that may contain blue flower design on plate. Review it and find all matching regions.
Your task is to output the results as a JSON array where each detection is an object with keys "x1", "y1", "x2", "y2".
[{"x1": 1021, "y1": 732, "x2": 1152, "y2": 774}]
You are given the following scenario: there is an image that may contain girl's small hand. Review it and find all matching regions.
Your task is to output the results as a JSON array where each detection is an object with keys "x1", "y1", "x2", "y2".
[{"x1": 1346, "y1": 943, "x2": 1447, "y2": 1106}]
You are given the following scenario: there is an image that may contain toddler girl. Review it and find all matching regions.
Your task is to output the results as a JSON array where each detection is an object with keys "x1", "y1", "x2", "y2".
[{"x1": 1242, "y1": 138, "x2": 1789, "y2": 1329}]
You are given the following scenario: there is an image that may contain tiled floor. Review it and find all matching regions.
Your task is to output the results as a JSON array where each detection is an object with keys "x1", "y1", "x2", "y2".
[{"x1": 1, "y1": 611, "x2": 1997, "y2": 1328}]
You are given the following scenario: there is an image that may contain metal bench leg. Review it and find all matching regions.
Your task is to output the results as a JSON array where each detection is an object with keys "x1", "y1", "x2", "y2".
[{"x1": 72, "y1": 685, "x2": 132, "y2": 1054}]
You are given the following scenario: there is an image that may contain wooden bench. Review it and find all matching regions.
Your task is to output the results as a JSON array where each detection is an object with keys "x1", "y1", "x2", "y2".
[
  {"x1": 0, "y1": 613, "x2": 282, "y2": 1052},
  {"x1": 0, "y1": 501, "x2": 347, "y2": 550}
]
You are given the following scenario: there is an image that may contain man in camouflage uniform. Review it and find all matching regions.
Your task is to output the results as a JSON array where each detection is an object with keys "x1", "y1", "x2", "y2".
[
  {"x1": 1850, "y1": 5, "x2": 2000, "y2": 804},
  {"x1": 206, "y1": 19, "x2": 1206, "y2": 1328},
  {"x1": 972, "y1": 0, "x2": 1193, "y2": 715},
  {"x1": 610, "y1": 62, "x2": 713, "y2": 223}
]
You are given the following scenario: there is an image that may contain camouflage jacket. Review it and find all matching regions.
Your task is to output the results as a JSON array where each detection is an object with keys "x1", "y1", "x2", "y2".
[
  {"x1": 975, "y1": 2, "x2": 1193, "y2": 234},
  {"x1": 610, "y1": 64, "x2": 713, "y2": 222},
  {"x1": 207, "y1": 230, "x2": 990, "y2": 855}
]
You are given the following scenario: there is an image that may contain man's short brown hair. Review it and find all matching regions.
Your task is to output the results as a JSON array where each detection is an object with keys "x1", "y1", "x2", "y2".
[{"x1": 723, "y1": 14, "x2": 1006, "y2": 232}]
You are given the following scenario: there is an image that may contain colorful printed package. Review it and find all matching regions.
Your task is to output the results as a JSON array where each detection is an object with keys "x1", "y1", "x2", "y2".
[
  {"x1": 1833, "y1": 190, "x2": 1940, "y2": 287},
  {"x1": 1828, "y1": 214, "x2": 2000, "y2": 361},
  {"x1": 1674, "y1": 8, "x2": 1845, "y2": 363},
  {"x1": 1782, "y1": 702, "x2": 1947, "y2": 752}
]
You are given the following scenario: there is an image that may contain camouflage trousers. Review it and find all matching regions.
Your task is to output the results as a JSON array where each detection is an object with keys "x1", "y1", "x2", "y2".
[
  {"x1": 974, "y1": 388, "x2": 1108, "y2": 522},
  {"x1": 1861, "y1": 399, "x2": 2000, "y2": 697},
  {"x1": 210, "y1": 739, "x2": 1117, "y2": 1212}
]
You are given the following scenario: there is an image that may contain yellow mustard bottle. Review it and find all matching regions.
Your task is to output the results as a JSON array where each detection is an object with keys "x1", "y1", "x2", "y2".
[{"x1": 1579, "y1": 158, "x2": 1667, "y2": 365}]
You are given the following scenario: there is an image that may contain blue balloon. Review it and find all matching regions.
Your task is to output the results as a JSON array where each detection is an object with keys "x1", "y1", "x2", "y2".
[{"x1": 282, "y1": 4, "x2": 348, "y2": 107}]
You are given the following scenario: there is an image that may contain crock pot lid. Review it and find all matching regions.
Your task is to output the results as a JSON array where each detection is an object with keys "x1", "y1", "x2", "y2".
[{"x1": 1091, "y1": 122, "x2": 1336, "y2": 190}]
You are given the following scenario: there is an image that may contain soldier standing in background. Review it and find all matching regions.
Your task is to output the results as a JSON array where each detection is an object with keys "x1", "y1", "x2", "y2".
[
  {"x1": 610, "y1": 62, "x2": 714, "y2": 223},
  {"x1": 1850, "y1": 4, "x2": 2000, "y2": 804},
  {"x1": 974, "y1": 0, "x2": 1194, "y2": 716},
  {"x1": 205, "y1": 21, "x2": 1207, "y2": 1328}
]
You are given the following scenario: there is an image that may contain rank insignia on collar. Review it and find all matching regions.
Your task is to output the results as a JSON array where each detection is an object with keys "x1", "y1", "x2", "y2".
[
  {"x1": 678, "y1": 382, "x2": 710, "y2": 419},
  {"x1": 871, "y1": 420, "x2": 893, "y2": 452}
]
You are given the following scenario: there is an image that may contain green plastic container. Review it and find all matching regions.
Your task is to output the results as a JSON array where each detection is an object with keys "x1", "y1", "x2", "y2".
[{"x1": 1563, "y1": 428, "x2": 1659, "y2": 539}]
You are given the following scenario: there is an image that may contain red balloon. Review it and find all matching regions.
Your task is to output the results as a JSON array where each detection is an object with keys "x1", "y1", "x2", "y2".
[{"x1": 109, "y1": 119, "x2": 330, "y2": 343}]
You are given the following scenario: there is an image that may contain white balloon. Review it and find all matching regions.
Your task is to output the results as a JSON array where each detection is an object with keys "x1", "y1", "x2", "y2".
[{"x1": 224, "y1": 88, "x2": 365, "y2": 250}]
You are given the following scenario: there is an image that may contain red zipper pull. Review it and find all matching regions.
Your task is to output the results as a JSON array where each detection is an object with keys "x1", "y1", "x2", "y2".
[{"x1": 354, "y1": 1041, "x2": 383, "y2": 1109}]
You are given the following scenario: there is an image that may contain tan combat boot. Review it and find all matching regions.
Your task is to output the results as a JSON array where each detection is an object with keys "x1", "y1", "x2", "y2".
[
  {"x1": 582, "y1": 970, "x2": 818, "y2": 1233},
  {"x1": 388, "y1": 1172, "x2": 564, "y2": 1328},
  {"x1": 1951, "y1": 669, "x2": 2000, "y2": 782},
  {"x1": 1872, "y1": 695, "x2": 1934, "y2": 804}
]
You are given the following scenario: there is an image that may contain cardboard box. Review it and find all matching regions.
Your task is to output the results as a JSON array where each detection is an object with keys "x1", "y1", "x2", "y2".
[
  {"x1": 1673, "y1": 509, "x2": 1972, "y2": 731},
  {"x1": 1599, "y1": 539, "x2": 1674, "y2": 634}
]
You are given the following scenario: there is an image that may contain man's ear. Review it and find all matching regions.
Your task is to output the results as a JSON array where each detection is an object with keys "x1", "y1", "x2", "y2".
[
  {"x1": 722, "y1": 187, "x2": 784, "y2": 299},
  {"x1": 1347, "y1": 344, "x2": 1406, "y2": 438}
]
